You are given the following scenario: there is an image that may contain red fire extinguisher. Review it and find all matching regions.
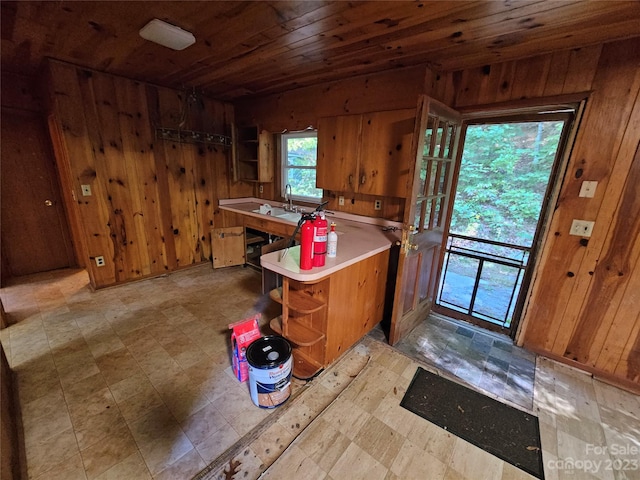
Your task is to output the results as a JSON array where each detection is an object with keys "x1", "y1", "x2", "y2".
[
  {"x1": 299, "y1": 213, "x2": 315, "y2": 270},
  {"x1": 313, "y1": 212, "x2": 328, "y2": 267}
]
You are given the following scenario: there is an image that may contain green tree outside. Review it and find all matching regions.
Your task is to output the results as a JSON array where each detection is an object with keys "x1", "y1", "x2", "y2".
[{"x1": 450, "y1": 121, "x2": 564, "y2": 248}]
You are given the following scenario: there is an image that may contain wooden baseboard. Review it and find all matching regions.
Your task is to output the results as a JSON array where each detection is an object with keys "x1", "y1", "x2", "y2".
[{"x1": 525, "y1": 345, "x2": 640, "y2": 395}]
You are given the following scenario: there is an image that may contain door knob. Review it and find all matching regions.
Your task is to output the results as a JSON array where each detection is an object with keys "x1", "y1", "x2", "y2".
[{"x1": 44, "y1": 200, "x2": 53, "y2": 207}]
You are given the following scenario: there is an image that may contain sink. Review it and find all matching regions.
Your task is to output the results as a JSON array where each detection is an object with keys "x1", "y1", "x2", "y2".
[
  {"x1": 251, "y1": 207, "x2": 302, "y2": 224},
  {"x1": 275, "y1": 212, "x2": 302, "y2": 223}
]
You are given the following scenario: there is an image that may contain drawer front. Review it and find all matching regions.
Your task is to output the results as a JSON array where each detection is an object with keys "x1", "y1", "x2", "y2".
[{"x1": 243, "y1": 216, "x2": 296, "y2": 238}]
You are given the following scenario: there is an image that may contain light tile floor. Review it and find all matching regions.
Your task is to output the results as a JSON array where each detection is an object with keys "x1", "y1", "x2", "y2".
[{"x1": 2, "y1": 265, "x2": 639, "y2": 480}]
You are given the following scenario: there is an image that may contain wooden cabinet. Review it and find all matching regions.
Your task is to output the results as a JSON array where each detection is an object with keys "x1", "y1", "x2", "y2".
[
  {"x1": 232, "y1": 125, "x2": 274, "y2": 183},
  {"x1": 269, "y1": 249, "x2": 389, "y2": 379},
  {"x1": 316, "y1": 115, "x2": 362, "y2": 193},
  {"x1": 317, "y1": 109, "x2": 416, "y2": 197}
]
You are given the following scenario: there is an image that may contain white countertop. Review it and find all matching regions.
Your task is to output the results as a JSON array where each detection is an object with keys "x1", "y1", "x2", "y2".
[{"x1": 219, "y1": 198, "x2": 402, "y2": 282}]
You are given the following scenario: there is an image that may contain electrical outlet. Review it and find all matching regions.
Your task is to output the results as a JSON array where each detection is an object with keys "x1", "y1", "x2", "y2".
[
  {"x1": 338, "y1": 196, "x2": 344, "y2": 206},
  {"x1": 95, "y1": 256, "x2": 105, "y2": 267},
  {"x1": 570, "y1": 219, "x2": 594, "y2": 237},
  {"x1": 259, "y1": 184, "x2": 263, "y2": 194},
  {"x1": 579, "y1": 181, "x2": 597, "y2": 198},
  {"x1": 374, "y1": 200, "x2": 382, "y2": 210},
  {"x1": 81, "y1": 184, "x2": 92, "y2": 196}
]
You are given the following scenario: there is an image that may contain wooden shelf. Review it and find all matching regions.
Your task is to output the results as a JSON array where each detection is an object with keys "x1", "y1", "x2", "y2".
[
  {"x1": 269, "y1": 315, "x2": 283, "y2": 333},
  {"x1": 269, "y1": 287, "x2": 283, "y2": 304},
  {"x1": 233, "y1": 125, "x2": 273, "y2": 183},
  {"x1": 246, "y1": 233, "x2": 265, "y2": 245},
  {"x1": 269, "y1": 315, "x2": 325, "y2": 347},
  {"x1": 269, "y1": 287, "x2": 325, "y2": 314},
  {"x1": 291, "y1": 349, "x2": 324, "y2": 380},
  {"x1": 288, "y1": 290, "x2": 326, "y2": 313}
]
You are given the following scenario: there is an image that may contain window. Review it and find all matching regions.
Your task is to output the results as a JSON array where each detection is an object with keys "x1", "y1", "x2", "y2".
[{"x1": 281, "y1": 131, "x2": 322, "y2": 202}]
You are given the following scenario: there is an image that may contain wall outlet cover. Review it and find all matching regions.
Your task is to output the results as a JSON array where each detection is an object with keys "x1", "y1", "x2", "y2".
[
  {"x1": 579, "y1": 181, "x2": 597, "y2": 198},
  {"x1": 374, "y1": 200, "x2": 382, "y2": 210},
  {"x1": 570, "y1": 219, "x2": 595, "y2": 237},
  {"x1": 95, "y1": 256, "x2": 105, "y2": 267}
]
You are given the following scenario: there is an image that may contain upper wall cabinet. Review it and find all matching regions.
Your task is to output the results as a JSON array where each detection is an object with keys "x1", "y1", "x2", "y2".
[
  {"x1": 317, "y1": 109, "x2": 416, "y2": 197},
  {"x1": 316, "y1": 115, "x2": 362, "y2": 193},
  {"x1": 233, "y1": 125, "x2": 274, "y2": 183}
]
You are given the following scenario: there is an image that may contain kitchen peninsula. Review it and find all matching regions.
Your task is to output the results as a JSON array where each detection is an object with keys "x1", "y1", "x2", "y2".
[{"x1": 218, "y1": 198, "x2": 402, "y2": 378}]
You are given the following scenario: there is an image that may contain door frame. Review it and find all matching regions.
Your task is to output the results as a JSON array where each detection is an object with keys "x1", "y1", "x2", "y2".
[
  {"x1": 434, "y1": 99, "x2": 586, "y2": 339},
  {"x1": 1, "y1": 107, "x2": 76, "y2": 283}
]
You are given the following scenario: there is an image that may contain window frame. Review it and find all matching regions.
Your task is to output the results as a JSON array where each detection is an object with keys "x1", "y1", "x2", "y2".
[{"x1": 280, "y1": 130, "x2": 322, "y2": 204}]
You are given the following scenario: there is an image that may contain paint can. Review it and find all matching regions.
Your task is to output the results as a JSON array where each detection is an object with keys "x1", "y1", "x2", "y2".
[{"x1": 246, "y1": 335, "x2": 292, "y2": 408}]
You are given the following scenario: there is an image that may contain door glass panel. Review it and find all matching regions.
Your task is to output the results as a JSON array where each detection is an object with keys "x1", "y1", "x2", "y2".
[
  {"x1": 438, "y1": 161, "x2": 450, "y2": 195},
  {"x1": 415, "y1": 200, "x2": 425, "y2": 231},
  {"x1": 418, "y1": 155, "x2": 428, "y2": 197},
  {"x1": 433, "y1": 125, "x2": 443, "y2": 157},
  {"x1": 427, "y1": 160, "x2": 438, "y2": 196},
  {"x1": 424, "y1": 115, "x2": 436, "y2": 156},
  {"x1": 444, "y1": 125, "x2": 456, "y2": 158},
  {"x1": 434, "y1": 196, "x2": 444, "y2": 228},
  {"x1": 424, "y1": 128, "x2": 431, "y2": 156}
]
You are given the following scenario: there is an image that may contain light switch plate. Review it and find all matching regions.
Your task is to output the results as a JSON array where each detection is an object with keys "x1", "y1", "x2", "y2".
[
  {"x1": 81, "y1": 184, "x2": 92, "y2": 196},
  {"x1": 579, "y1": 181, "x2": 597, "y2": 198},
  {"x1": 338, "y1": 196, "x2": 345, "y2": 206}
]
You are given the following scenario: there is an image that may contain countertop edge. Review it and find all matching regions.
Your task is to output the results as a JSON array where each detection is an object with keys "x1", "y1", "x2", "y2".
[
  {"x1": 219, "y1": 197, "x2": 401, "y2": 282},
  {"x1": 259, "y1": 244, "x2": 392, "y2": 282}
]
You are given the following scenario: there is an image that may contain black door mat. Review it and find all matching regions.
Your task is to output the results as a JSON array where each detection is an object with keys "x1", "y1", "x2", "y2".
[{"x1": 401, "y1": 367, "x2": 544, "y2": 479}]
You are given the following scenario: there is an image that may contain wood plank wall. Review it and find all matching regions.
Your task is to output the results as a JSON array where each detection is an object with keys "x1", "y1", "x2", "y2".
[
  {"x1": 236, "y1": 37, "x2": 640, "y2": 389},
  {"x1": 45, "y1": 60, "x2": 249, "y2": 288}
]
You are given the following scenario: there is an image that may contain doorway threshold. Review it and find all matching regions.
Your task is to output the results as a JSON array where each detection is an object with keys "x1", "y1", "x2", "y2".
[{"x1": 372, "y1": 313, "x2": 537, "y2": 412}]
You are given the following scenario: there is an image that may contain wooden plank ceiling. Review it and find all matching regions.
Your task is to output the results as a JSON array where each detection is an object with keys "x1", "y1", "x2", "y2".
[{"x1": 2, "y1": 1, "x2": 639, "y2": 100}]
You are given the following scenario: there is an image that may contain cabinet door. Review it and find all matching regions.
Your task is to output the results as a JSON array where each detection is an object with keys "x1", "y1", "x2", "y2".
[
  {"x1": 358, "y1": 109, "x2": 416, "y2": 197},
  {"x1": 211, "y1": 227, "x2": 245, "y2": 268},
  {"x1": 257, "y1": 129, "x2": 274, "y2": 182},
  {"x1": 316, "y1": 115, "x2": 362, "y2": 192}
]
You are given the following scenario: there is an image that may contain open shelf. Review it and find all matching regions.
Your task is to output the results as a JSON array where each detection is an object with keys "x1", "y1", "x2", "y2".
[
  {"x1": 232, "y1": 125, "x2": 273, "y2": 183},
  {"x1": 291, "y1": 349, "x2": 324, "y2": 380},
  {"x1": 269, "y1": 315, "x2": 325, "y2": 347},
  {"x1": 246, "y1": 232, "x2": 265, "y2": 245},
  {"x1": 269, "y1": 287, "x2": 325, "y2": 314},
  {"x1": 269, "y1": 287, "x2": 283, "y2": 304},
  {"x1": 289, "y1": 290, "x2": 326, "y2": 313}
]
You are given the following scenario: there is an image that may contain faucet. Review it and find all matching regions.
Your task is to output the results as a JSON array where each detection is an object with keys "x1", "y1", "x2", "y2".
[{"x1": 284, "y1": 184, "x2": 293, "y2": 211}]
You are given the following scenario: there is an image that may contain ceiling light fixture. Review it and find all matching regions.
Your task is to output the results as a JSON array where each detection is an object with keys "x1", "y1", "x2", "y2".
[{"x1": 139, "y1": 19, "x2": 195, "y2": 50}]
